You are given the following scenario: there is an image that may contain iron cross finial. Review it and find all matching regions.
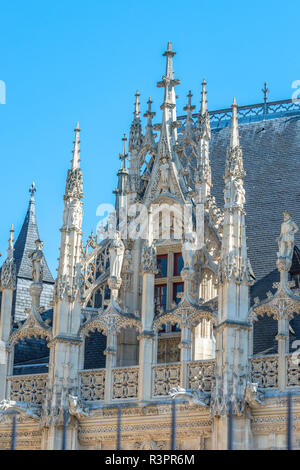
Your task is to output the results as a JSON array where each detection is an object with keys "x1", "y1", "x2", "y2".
[
  {"x1": 262, "y1": 81, "x2": 269, "y2": 104},
  {"x1": 29, "y1": 182, "x2": 36, "y2": 198}
]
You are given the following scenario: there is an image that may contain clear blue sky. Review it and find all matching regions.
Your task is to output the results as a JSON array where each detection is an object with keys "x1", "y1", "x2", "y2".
[{"x1": 0, "y1": 0, "x2": 300, "y2": 275}]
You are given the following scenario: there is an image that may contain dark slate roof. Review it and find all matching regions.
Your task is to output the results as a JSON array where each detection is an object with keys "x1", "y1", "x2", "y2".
[
  {"x1": 13, "y1": 196, "x2": 54, "y2": 283},
  {"x1": 207, "y1": 103, "x2": 300, "y2": 354},
  {"x1": 290, "y1": 246, "x2": 300, "y2": 275},
  {"x1": 209, "y1": 110, "x2": 300, "y2": 296}
]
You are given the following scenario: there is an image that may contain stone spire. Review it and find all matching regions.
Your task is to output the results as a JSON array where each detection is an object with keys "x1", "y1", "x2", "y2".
[
  {"x1": 211, "y1": 99, "x2": 255, "y2": 436},
  {"x1": 157, "y1": 41, "x2": 180, "y2": 144},
  {"x1": 195, "y1": 80, "x2": 212, "y2": 202},
  {"x1": 13, "y1": 185, "x2": 53, "y2": 284},
  {"x1": 197, "y1": 79, "x2": 211, "y2": 140},
  {"x1": 221, "y1": 98, "x2": 249, "y2": 274},
  {"x1": 1, "y1": 225, "x2": 16, "y2": 290},
  {"x1": 115, "y1": 134, "x2": 129, "y2": 227},
  {"x1": 183, "y1": 90, "x2": 195, "y2": 142},
  {"x1": 72, "y1": 122, "x2": 81, "y2": 170},
  {"x1": 143, "y1": 97, "x2": 156, "y2": 148},
  {"x1": 56, "y1": 123, "x2": 84, "y2": 298},
  {"x1": 65, "y1": 124, "x2": 83, "y2": 200},
  {"x1": 129, "y1": 90, "x2": 143, "y2": 153}
]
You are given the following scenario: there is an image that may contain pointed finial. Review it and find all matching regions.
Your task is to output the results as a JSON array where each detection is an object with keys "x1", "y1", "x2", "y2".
[
  {"x1": 200, "y1": 79, "x2": 208, "y2": 115},
  {"x1": 262, "y1": 81, "x2": 269, "y2": 104},
  {"x1": 184, "y1": 90, "x2": 195, "y2": 112},
  {"x1": 134, "y1": 90, "x2": 140, "y2": 118},
  {"x1": 119, "y1": 133, "x2": 128, "y2": 170},
  {"x1": 162, "y1": 41, "x2": 176, "y2": 79},
  {"x1": 7, "y1": 224, "x2": 14, "y2": 259},
  {"x1": 230, "y1": 98, "x2": 240, "y2": 148},
  {"x1": 72, "y1": 122, "x2": 81, "y2": 170},
  {"x1": 29, "y1": 182, "x2": 36, "y2": 199}
]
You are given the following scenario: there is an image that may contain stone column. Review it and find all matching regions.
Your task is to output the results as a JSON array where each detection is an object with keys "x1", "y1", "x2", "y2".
[
  {"x1": 104, "y1": 329, "x2": 117, "y2": 402},
  {"x1": 138, "y1": 243, "x2": 157, "y2": 402},
  {"x1": 179, "y1": 319, "x2": 192, "y2": 389},
  {"x1": 276, "y1": 267, "x2": 290, "y2": 392}
]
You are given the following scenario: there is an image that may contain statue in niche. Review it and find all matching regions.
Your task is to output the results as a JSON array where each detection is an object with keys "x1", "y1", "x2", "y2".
[
  {"x1": 109, "y1": 231, "x2": 125, "y2": 279},
  {"x1": 160, "y1": 157, "x2": 170, "y2": 191},
  {"x1": 29, "y1": 239, "x2": 44, "y2": 283},
  {"x1": 277, "y1": 211, "x2": 299, "y2": 262},
  {"x1": 182, "y1": 232, "x2": 196, "y2": 270}
]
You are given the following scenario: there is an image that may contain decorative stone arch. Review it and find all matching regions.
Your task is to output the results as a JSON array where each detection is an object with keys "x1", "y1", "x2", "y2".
[{"x1": 9, "y1": 323, "x2": 52, "y2": 377}]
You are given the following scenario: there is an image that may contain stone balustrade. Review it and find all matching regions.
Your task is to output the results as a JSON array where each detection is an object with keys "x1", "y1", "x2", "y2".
[
  {"x1": 8, "y1": 373, "x2": 48, "y2": 405},
  {"x1": 250, "y1": 355, "x2": 279, "y2": 388},
  {"x1": 112, "y1": 366, "x2": 139, "y2": 400},
  {"x1": 79, "y1": 369, "x2": 106, "y2": 401},
  {"x1": 286, "y1": 354, "x2": 300, "y2": 387},
  {"x1": 152, "y1": 363, "x2": 181, "y2": 397},
  {"x1": 8, "y1": 356, "x2": 300, "y2": 407},
  {"x1": 187, "y1": 360, "x2": 216, "y2": 392}
]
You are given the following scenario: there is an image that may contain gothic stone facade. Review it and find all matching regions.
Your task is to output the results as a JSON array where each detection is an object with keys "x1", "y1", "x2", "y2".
[{"x1": 0, "y1": 44, "x2": 300, "y2": 450}]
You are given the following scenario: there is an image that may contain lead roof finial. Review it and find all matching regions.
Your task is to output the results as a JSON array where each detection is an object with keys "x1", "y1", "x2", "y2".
[
  {"x1": 262, "y1": 81, "x2": 269, "y2": 104},
  {"x1": 29, "y1": 182, "x2": 36, "y2": 200}
]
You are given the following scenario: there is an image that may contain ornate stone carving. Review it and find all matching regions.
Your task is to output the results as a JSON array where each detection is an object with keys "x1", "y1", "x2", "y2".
[
  {"x1": 152, "y1": 364, "x2": 181, "y2": 396},
  {"x1": 80, "y1": 370, "x2": 106, "y2": 401},
  {"x1": 65, "y1": 168, "x2": 83, "y2": 200},
  {"x1": 109, "y1": 231, "x2": 125, "y2": 279},
  {"x1": 182, "y1": 232, "x2": 196, "y2": 270},
  {"x1": 68, "y1": 394, "x2": 90, "y2": 419},
  {"x1": 112, "y1": 367, "x2": 139, "y2": 399},
  {"x1": 169, "y1": 386, "x2": 210, "y2": 407},
  {"x1": 7, "y1": 374, "x2": 48, "y2": 406},
  {"x1": 0, "y1": 399, "x2": 41, "y2": 420},
  {"x1": 251, "y1": 356, "x2": 278, "y2": 388},
  {"x1": 29, "y1": 239, "x2": 44, "y2": 283},
  {"x1": 1, "y1": 258, "x2": 16, "y2": 290},
  {"x1": 1, "y1": 226, "x2": 16, "y2": 290},
  {"x1": 141, "y1": 243, "x2": 157, "y2": 274},
  {"x1": 276, "y1": 211, "x2": 299, "y2": 271}
]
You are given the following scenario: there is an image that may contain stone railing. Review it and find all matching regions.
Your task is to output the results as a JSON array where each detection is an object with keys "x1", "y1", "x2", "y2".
[
  {"x1": 250, "y1": 355, "x2": 278, "y2": 388},
  {"x1": 79, "y1": 369, "x2": 106, "y2": 401},
  {"x1": 8, "y1": 374, "x2": 48, "y2": 405},
  {"x1": 286, "y1": 354, "x2": 300, "y2": 387},
  {"x1": 187, "y1": 360, "x2": 216, "y2": 393},
  {"x1": 152, "y1": 363, "x2": 181, "y2": 397},
  {"x1": 112, "y1": 366, "x2": 139, "y2": 400}
]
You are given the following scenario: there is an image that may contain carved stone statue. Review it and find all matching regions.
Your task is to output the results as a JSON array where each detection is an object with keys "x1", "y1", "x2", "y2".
[
  {"x1": 68, "y1": 395, "x2": 90, "y2": 419},
  {"x1": 182, "y1": 232, "x2": 196, "y2": 270},
  {"x1": 0, "y1": 399, "x2": 41, "y2": 420},
  {"x1": 109, "y1": 231, "x2": 125, "y2": 279},
  {"x1": 29, "y1": 239, "x2": 44, "y2": 283},
  {"x1": 160, "y1": 157, "x2": 170, "y2": 191},
  {"x1": 277, "y1": 211, "x2": 299, "y2": 262}
]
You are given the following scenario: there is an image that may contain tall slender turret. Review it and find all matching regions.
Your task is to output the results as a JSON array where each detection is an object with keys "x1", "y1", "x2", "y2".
[
  {"x1": 211, "y1": 99, "x2": 254, "y2": 449},
  {"x1": 128, "y1": 91, "x2": 143, "y2": 198},
  {"x1": 0, "y1": 225, "x2": 16, "y2": 400},
  {"x1": 45, "y1": 124, "x2": 84, "y2": 449},
  {"x1": 57, "y1": 122, "x2": 83, "y2": 288},
  {"x1": 195, "y1": 79, "x2": 211, "y2": 203},
  {"x1": 115, "y1": 134, "x2": 129, "y2": 230},
  {"x1": 157, "y1": 41, "x2": 180, "y2": 146}
]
